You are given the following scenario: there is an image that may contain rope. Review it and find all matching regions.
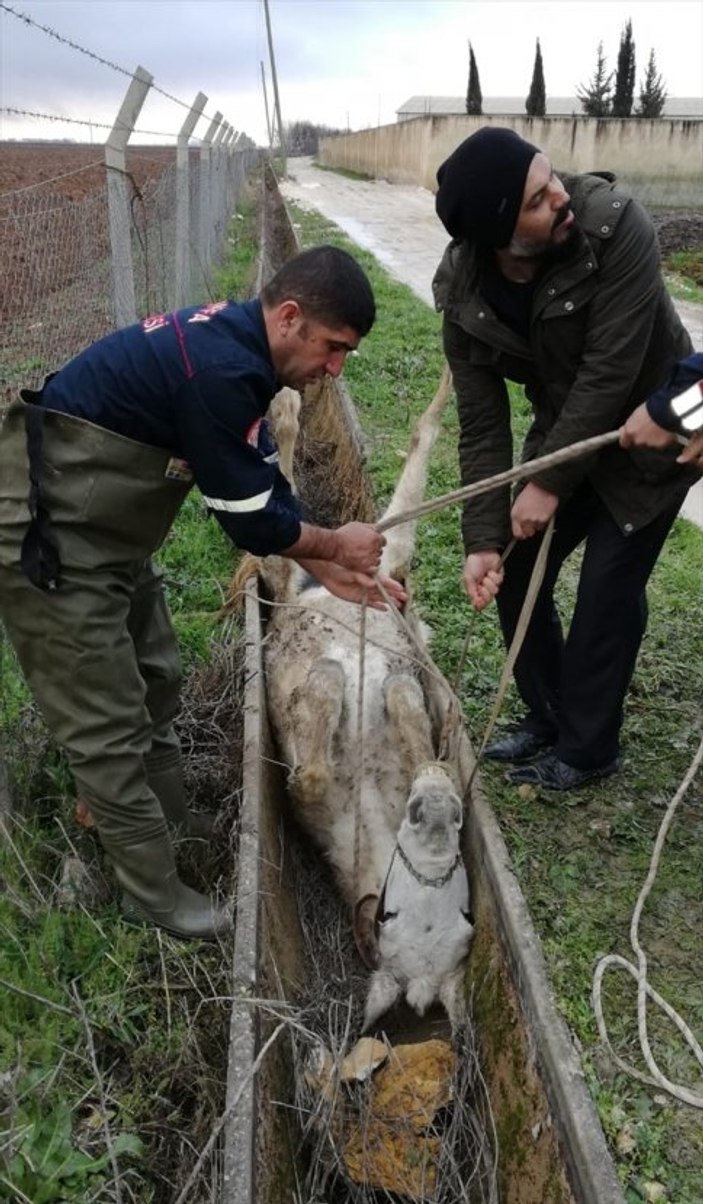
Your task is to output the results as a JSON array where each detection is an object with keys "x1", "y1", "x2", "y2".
[
  {"x1": 592, "y1": 732, "x2": 703, "y2": 1109},
  {"x1": 370, "y1": 417, "x2": 703, "y2": 1107},
  {"x1": 373, "y1": 574, "x2": 466, "y2": 766},
  {"x1": 265, "y1": 405, "x2": 701, "y2": 1107},
  {"x1": 352, "y1": 593, "x2": 368, "y2": 905},
  {"x1": 375, "y1": 429, "x2": 621, "y2": 534},
  {"x1": 448, "y1": 539, "x2": 515, "y2": 697},
  {"x1": 463, "y1": 516, "x2": 556, "y2": 797}
]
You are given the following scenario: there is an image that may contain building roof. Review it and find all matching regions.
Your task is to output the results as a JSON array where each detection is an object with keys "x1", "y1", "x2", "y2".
[{"x1": 396, "y1": 95, "x2": 703, "y2": 118}]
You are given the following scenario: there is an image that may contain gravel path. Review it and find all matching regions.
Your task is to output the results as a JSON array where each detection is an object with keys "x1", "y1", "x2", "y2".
[{"x1": 280, "y1": 157, "x2": 703, "y2": 528}]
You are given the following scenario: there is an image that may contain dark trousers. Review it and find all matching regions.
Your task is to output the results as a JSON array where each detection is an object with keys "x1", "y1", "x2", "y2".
[{"x1": 495, "y1": 482, "x2": 683, "y2": 769}]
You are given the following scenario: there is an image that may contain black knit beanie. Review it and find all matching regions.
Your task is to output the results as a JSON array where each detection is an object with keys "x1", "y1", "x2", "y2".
[{"x1": 435, "y1": 127, "x2": 541, "y2": 248}]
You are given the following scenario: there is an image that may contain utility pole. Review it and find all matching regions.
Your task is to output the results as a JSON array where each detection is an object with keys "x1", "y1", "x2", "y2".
[
  {"x1": 260, "y1": 60, "x2": 274, "y2": 153},
  {"x1": 263, "y1": 0, "x2": 286, "y2": 174}
]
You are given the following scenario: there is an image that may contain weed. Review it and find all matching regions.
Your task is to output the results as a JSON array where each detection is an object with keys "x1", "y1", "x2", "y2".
[
  {"x1": 662, "y1": 247, "x2": 703, "y2": 304},
  {"x1": 1, "y1": 177, "x2": 701, "y2": 1201},
  {"x1": 0, "y1": 195, "x2": 258, "y2": 1201},
  {"x1": 665, "y1": 247, "x2": 703, "y2": 288},
  {"x1": 312, "y1": 162, "x2": 374, "y2": 182},
  {"x1": 288, "y1": 199, "x2": 703, "y2": 1200},
  {"x1": 214, "y1": 182, "x2": 260, "y2": 302}
]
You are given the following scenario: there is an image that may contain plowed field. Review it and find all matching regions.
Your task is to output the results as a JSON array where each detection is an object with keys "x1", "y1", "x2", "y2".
[{"x1": 0, "y1": 142, "x2": 177, "y2": 198}]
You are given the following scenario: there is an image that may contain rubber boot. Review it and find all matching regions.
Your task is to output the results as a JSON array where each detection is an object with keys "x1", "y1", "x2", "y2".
[
  {"x1": 107, "y1": 831, "x2": 233, "y2": 940},
  {"x1": 147, "y1": 760, "x2": 216, "y2": 841}
]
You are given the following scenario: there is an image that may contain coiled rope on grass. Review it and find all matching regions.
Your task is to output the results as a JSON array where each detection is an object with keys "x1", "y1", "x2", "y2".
[{"x1": 591, "y1": 733, "x2": 703, "y2": 1110}]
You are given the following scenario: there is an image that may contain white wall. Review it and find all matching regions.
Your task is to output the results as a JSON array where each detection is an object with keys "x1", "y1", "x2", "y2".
[{"x1": 319, "y1": 114, "x2": 703, "y2": 207}]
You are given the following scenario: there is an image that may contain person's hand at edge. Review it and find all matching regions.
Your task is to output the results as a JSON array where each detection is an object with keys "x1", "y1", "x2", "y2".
[
  {"x1": 464, "y1": 550, "x2": 504, "y2": 611},
  {"x1": 510, "y1": 482, "x2": 559, "y2": 540},
  {"x1": 297, "y1": 559, "x2": 407, "y2": 610},
  {"x1": 619, "y1": 403, "x2": 677, "y2": 450}
]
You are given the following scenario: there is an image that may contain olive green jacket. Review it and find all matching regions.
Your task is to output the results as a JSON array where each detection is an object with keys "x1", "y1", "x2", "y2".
[{"x1": 432, "y1": 171, "x2": 697, "y2": 554}]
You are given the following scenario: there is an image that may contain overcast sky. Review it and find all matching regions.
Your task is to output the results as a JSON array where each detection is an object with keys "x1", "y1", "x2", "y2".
[{"x1": 1, "y1": 0, "x2": 702, "y2": 146}]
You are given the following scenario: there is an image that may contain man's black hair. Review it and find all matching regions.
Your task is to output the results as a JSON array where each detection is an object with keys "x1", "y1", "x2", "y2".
[{"x1": 260, "y1": 244, "x2": 376, "y2": 336}]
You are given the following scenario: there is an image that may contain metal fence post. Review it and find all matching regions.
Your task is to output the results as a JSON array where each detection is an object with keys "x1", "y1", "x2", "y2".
[
  {"x1": 175, "y1": 91, "x2": 208, "y2": 308},
  {"x1": 105, "y1": 65, "x2": 153, "y2": 327}
]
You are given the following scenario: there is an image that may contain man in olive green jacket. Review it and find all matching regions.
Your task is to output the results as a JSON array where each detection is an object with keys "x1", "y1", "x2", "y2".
[{"x1": 433, "y1": 127, "x2": 699, "y2": 792}]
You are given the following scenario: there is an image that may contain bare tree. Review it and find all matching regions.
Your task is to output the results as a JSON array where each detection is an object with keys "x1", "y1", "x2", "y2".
[
  {"x1": 284, "y1": 120, "x2": 344, "y2": 156},
  {"x1": 612, "y1": 19, "x2": 636, "y2": 117},
  {"x1": 525, "y1": 38, "x2": 546, "y2": 117},
  {"x1": 577, "y1": 41, "x2": 613, "y2": 117}
]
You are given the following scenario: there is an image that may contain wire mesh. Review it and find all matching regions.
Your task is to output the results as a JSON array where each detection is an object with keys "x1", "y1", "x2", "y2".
[
  {"x1": 0, "y1": 175, "x2": 113, "y2": 395},
  {"x1": 0, "y1": 144, "x2": 260, "y2": 404},
  {"x1": 131, "y1": 157, "x2": 178, "y2": 316}
]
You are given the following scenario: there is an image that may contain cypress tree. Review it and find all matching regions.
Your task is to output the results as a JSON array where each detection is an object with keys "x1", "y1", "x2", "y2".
[
  {"x1": 636, "y1": 49, "x2": 667, "y2": 117},
  {"x1": 577, "y1": 42, "x2": 613, "y2": 117},
  {"x1": 612, "y1": 19, "x2": 636, "y2": 116},
  {"x1": 466, "y1": 42, "x2": 483, "y2": 116},
  {"x1": 525, "y1": 38, "x2": 546, "y2": 117}
]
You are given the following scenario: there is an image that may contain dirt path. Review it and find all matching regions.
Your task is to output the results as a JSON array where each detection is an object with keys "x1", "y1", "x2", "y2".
[
  {"x1": 280, "y1": 156, "x2": 703, "y2": 528},
  {"x1": 281, "y1": 157, "x2": 703, "y2": 345},
  {"x1": 281, "y1": 157, "x2": 450, "y2": 309}
]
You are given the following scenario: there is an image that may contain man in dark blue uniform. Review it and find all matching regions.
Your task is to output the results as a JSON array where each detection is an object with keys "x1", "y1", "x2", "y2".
[
  {"x1": 0, "y1": 244, "x2": 401, "y2": 940},
  {"x1": 620, "y1": 352, "x2": 703, "y2": 466}
]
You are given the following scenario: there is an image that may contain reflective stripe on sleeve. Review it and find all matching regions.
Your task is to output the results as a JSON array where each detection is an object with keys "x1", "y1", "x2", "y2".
[
  {"x1": 203, "y1": 486, "x2": 273, "y2": 513},
  {"x1": 671, "y1": 382, "x2": 703, "y2": 432}
]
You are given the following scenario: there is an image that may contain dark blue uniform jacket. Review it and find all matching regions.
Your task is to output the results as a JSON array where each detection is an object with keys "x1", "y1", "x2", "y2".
[
  {"x1": 40, "y1": 298, "x2": 302, "y2": 556},
  {"x1": 646, "y1": 352, "x2": 703, "y2": 434}
]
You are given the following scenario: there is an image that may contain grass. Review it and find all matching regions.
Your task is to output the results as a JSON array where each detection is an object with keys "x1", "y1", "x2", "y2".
[
  {"x1": 0, "y1": 192, "x2": 259, "y2": 1203},
  {"x1": 314, "y1": 162, "x2": 374, "y2": 182},
  {"x1": 662, "y1": 248, "x2": 703, "y2": 305},
  {"x1": 287, "y1": 198, "x2": 703, "y2": 1202},
  {"x1": 1, "y1": 171, "x2": 701, "y2": 1201}
]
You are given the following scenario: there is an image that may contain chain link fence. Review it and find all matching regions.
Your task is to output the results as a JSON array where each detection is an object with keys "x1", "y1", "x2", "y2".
[{"x1": 0, "y1": 143, "x2": 259, "y2": 403}]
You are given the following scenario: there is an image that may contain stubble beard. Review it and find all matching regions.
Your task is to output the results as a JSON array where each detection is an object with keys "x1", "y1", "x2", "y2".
[{"x1": 509, "y1": 209, "x2": 578, "y2": 265}]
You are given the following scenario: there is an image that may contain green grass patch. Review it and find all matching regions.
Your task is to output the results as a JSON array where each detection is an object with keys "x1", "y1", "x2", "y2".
[
  {"x1": 289, "y1": 199, "x2": 703, "y2": 1202},
  {"x1": 662, "y1": 248, "x2": 703, "y2": 304},
  {"x1": 157, "y1": 491, "x2": 235, "y2": 665},
  {"x1": 213, "y1": 181, "x2": 260, "y2": 302},
  {"x1": 308, "y1": 161, "x2": 374, "y2": 182},
  {"x1": 665, "y1": 247, "x2": 703, "y2": 287},
  {"x1": 2, "y1": 174, "x2": 700, "y2": 1202},
  {"x1": 663, "y1": 271, "x2": 703, "y2": 306},
  {"x1": 0, "y1": 194, "x2": 260, "y2": 1201},
  {"x1": 0, "y1": 828, "x2": 232, "y2": 1201}
]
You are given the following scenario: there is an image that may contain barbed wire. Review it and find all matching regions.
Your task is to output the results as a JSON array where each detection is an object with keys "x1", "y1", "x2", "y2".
[
  {"x1": 0, "y1": 2, "x2": 134, "y2": 78},
  {"x1": 0, "y1": 105, "x2": 241, "y2": 202},
  {"x1": 0, "y1": 2, "x2": 230, "y2": 128},
  {"x1": 1, "y1": 106, "x2": 177, "y2": 140}
]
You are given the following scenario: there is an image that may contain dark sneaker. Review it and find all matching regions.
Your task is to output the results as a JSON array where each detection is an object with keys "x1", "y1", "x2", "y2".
[
  {"x1": 483, "y1": 728, "x2": 554, "y2": 764},
  {"x1": 506, "y1": 752, "x2": 620, "y2": 792}
]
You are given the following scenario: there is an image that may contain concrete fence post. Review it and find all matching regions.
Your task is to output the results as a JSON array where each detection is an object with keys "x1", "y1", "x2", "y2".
[
  {"x1": 105, "y1": 65, "x2": 153, "y2": 326},
  {"x1": 199, "y1": 111, "x2": 222, "y2": 286},
  {"x1": 225, "y1": 130, "x2": 237, "y2": 212},
  {"x1": 212, "y1": 121, "x2": 228, "y2": 261},
  {"x1": 175, "y1": 91, "x2": 208, "y2": 308}
]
